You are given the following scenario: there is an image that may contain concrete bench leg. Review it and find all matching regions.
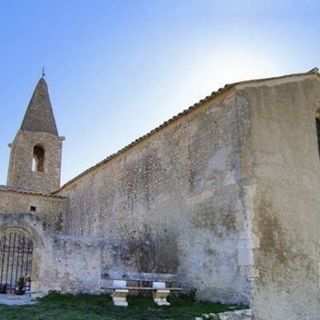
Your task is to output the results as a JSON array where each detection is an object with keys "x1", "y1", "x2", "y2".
[
  {"x1": 112, "y1": 289, "x2": 129, "y2": 307},
  {"x1": 153, "y1": 289, "x2": 170, "y2": 306}
]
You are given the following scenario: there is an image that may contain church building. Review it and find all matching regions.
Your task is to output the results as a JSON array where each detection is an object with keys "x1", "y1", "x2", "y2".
[{"x1": 0, "y1": 69, "x2": 319, "y2": 320}]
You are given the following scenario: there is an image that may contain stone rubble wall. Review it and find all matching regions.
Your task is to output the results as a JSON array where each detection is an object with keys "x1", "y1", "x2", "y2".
[
  {"x1": 59, "y1": 90, "x2": 252, "y2": 304},
  {"x1": 0, "y1": 190, "x2": 66, "y2": 232},
  {"x1": 195, "y1": 309, "x2": 252, "y2": 320}
]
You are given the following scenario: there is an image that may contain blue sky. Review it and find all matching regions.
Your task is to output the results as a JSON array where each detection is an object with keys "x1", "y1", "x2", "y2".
[{"x1": 0, "y1": 0, "x2": 319, "y2": 185}]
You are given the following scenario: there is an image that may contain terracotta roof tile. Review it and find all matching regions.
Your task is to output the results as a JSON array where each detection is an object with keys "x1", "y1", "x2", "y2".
[
  {"x1": 0, "y1": 185, "x2": 65, "y2": 199},
  {"x1": 55, "y1": 69, "x2": 319, "y2": 193}
]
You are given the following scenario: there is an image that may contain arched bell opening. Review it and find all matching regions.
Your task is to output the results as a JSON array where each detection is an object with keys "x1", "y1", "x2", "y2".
[
  {"x1": 0, "y1": 227, "x2": 34, "y2": 295},
  {"x1": 32, "y1": 145, "x2": 45, "y2": 173}
]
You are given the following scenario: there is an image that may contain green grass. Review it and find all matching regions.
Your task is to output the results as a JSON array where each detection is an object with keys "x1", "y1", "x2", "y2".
[{"x1": 0, "y1": 292, "x2": 248, "y2": 320}]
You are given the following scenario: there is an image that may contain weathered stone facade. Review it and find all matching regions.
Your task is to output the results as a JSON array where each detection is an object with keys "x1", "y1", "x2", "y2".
[
  {"x1": 0, "y1": 187, "x2": 66, "y2": 229},
  {"x1": 58, "y1": 89, "x2": 252, "y2": 304},
  {"x1": 1, "y1": 70, "x2": 320, "y2": 320},
  {"x1": 238, "y1": 74, "x2": 320, "y2": 320}
]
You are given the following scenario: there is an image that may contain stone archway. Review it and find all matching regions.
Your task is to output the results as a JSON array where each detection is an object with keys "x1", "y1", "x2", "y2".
[{"x1": 0, "y1": 228, "x2": 33, "y2": 295}]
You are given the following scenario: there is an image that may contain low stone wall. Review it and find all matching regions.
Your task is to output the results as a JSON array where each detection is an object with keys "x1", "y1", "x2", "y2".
[{"x1": 195, "y1": 309, "x2": 252, "y2": 320}]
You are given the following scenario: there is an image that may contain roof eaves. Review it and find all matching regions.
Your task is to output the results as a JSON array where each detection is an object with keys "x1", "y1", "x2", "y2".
[
  {"x1": 233, "y1": 67, "x2": 319, "y2": 89},
  {"x1": 55, "y1": 68, "x2": 319, "y2": 193},
  {"x1": 0, "y1": 186, "x2": 66, "y2": 199},
  {"x1": 55, "y1": 83, "x2": 235, "y2": 192}
]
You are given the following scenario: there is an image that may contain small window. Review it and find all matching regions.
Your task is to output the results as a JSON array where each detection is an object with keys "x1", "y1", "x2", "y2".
[
  {"x1": 32, "y1": 145, "x2": 45, "y2": 172},
  {"x1": 30, "y1": 206, "x2": 36, "y2": 212},
  {"x1": 316, "y1": 111, "x2": 320, "y2": 158}
]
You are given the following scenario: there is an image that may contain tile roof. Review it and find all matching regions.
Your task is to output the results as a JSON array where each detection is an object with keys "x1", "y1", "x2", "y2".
[
  {"x1": 0, "y1": 185, "x2": 65, "y2": 199},
  {"x1": 55, "y1": 68, "x2": 319, "y2": 193}
]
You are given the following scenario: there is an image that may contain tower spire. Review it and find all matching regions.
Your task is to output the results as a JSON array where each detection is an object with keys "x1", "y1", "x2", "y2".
[{"x1": 20, "y1": 77, "x2": 58, "y2": 135}]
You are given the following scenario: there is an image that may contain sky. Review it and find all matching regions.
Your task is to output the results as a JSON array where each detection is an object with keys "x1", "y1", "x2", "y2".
[{"x1": 0, "y1": 0, "x2": 320, "y2": 185}]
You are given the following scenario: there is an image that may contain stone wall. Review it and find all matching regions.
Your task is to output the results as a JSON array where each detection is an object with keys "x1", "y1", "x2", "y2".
[
  {"x1": 195, "y1": 309, "x2": 252, "y2": 320},
  {"x1": 0, "y1": 210, "x2": 103, "y2": 296},
  {"x1": 0, "y1": 190, "x2": 66, "y2": 231},
  {"x1": 238, "y1": 74, "x2": 320, "y2": 320},
  {"x1": 0, "y1": 212, "x2": 56, "y2": 295},
  {"x1": 40, "y1": 236, "x2": 106, "y2": 294},
  {"x1": 0, "y1": 191, "x2": 67, "y2": 295},
  {"x1": 59, "y1": 89, "x2": 252, "y2": 304}
]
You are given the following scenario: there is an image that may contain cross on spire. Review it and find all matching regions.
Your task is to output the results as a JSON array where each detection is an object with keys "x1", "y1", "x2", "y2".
[{"x1": 42, "y1": 66, "x2": 45, "y2": 78}]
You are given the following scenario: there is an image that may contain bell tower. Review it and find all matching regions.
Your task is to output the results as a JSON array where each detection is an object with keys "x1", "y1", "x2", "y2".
[{"x1": 7, "y1": 77, "x2": 64, "y2": 193}]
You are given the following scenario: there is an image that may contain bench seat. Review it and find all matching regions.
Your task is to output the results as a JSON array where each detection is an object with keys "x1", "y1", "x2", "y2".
[
  {"x1": 101, "y1": 276, "x2": 182, "y2": 307},
  {"x1": 104, "y1": 286, "x2": 182, "y2": 291}
]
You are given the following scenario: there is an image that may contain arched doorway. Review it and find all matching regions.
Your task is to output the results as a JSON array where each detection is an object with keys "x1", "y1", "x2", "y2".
[{"x1": 0, "y1": 228, "x2": 33, "y2": 295}]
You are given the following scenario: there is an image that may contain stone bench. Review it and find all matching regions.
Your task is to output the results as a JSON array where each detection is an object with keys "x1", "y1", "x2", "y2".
[{"x1": 101, "y1": 272, "x2": 182, "y2": 307}]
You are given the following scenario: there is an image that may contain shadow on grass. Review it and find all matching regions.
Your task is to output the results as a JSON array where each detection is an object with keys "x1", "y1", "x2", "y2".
[{"x1": 0, "y1": 291, "x2": 248, "y2": 320}]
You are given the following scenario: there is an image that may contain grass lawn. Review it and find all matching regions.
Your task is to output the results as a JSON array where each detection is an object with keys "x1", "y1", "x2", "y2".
[{"x1": 0, "y1": 292, "x2": 247, "y2": 320}]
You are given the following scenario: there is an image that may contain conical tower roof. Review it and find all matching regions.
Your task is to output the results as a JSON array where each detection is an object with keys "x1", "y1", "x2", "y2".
[{"x1": 20, "y1": 77, "x2": 58, "y2": 135}]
